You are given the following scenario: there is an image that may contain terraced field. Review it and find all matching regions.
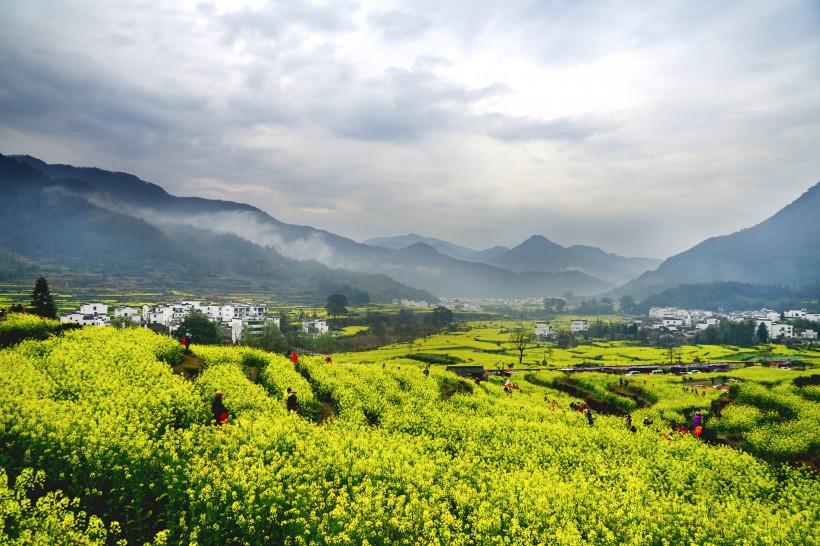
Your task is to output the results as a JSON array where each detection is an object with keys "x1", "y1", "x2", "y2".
[
  {"x1": 335, "y1": 321, "x2": 820, "y2": 368},
  {"x1": 0, "y1": 315, "x2": 817, "y2": 545}
]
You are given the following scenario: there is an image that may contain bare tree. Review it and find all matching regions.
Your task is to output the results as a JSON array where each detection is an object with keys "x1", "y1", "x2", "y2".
[{"x1": 509, "y1": 325, "x2": 534, "y2": 366}]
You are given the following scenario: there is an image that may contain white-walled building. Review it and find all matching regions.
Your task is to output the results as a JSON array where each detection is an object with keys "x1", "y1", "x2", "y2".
[
  {"x1": 80, "y1": 303, "x2": 108, "y2": 316},
  {"x1": 769, "y1": 323, "x2": 794, "y2": 339},
  {"x1": 570, "y1": 320, "x2": 588, "y2": 333},
  {"x1": 799, "y1": 329, "x2": 817, "y2": 340},
  {"x1": 302, "y1": 319, "x2": 329, "y2": 336},
  {"x1": 113, "y1": 306, "x2": 142, "y2": 323},
  {"x1": 231, "y1": 316, "x2": 281, "y2": 344},
  {"x1": 534, "y1": 321, "x2": 551, "y2": 338},
  {"x1": 59, "y1": 312, "x2": 110, "y2": 326},
  {"x1": 784, "y1": 309, "x2": 806, "y2": 319},
  {"x1": 662, "y1": 317, "x2": 685, "y2": 328}
]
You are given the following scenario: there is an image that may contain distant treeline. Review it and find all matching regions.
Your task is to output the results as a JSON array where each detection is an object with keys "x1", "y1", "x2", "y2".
[{"x1": 638, "y1": 281, "x2": 820, "y2": 313}]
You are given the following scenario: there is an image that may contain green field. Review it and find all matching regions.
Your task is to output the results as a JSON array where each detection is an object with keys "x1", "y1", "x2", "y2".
[
  {"x1": 333, "y1": 320, "x2": 820, "y2": 368},
  {"x1": 0, "y1": 315, "x2": 818, "y2": 544}
]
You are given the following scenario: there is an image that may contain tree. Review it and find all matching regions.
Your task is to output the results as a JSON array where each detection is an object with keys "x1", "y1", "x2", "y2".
[
  {"x1": 756, "y1": 322, "x2": 769, "y2": 344},
  {"x1": 173, "y1": 310, "x2": 220, "y2": 345},
  {"x1": 428, "y1": 306, "x2": 453, "y2": 328},
  {"x1": 326, "y1": 294, "x2": 348, "y2": 318},
  {"x1": 509, "y1": 325, "x2": 534, "y2": 366},
  {"x1": 661, "y1": 334, "x2": 680, "y2": 364},
  {"x1": 30, "y1": 277, "x2": 56, "y2": 319}
]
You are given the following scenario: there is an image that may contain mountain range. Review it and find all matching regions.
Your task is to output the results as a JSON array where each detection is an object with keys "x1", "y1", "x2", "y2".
[
  {"x1": 1, "y1": 153, "x2": 817, "y2": 303},
  {"x1": 0, "y1": 154, "x2": 615, "y2": 300},
  {"x1": 365, "y1": 234, "x2": 661, "y2": 285}
]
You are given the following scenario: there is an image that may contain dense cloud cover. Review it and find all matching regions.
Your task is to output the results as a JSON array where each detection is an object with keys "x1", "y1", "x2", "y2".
[{"x1": 1, "y1": 0, "x2": 819, "y2": 258}]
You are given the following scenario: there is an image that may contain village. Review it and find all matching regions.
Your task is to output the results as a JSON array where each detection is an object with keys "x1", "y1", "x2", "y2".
[
  {"x1": 59, "y1": 301, "x2": 329, "y2": 343},
  {"x1": 533, "y1": 306, "x2": 818, "y2": 343}
]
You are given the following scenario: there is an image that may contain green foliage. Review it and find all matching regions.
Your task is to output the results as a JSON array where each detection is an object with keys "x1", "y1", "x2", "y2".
[
  {"x1": 0, "y1": 312, "x2": 60, "y2": 347},
  {"x1": 240, "y1": 321, "x2": 288, "y2": 354},
  {"x1": 639, "y1": 281, "x2": 820, "y2": 313},
  {"x1": 405, "y1": 352, "x2": 463, "y2": 365},
  {"x1": 756, "y1": 321, "x2": 769, "y2": 344},
  {"x1": 325, "y1": 293, "x2": 348, "y2": 317},
  {"x1": 427, "y1": 306, "x2": 453, "y2": 328},
  {"x1": 0, "y1": 468, "x2": 126, "y2": 545},
  {"x1": 172, "y1": 310, "x2": 219, "y2": 345}
]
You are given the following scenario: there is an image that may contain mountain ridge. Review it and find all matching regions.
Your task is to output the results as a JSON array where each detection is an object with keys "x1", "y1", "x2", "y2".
[
  {"x1": 2, "y1": 154, "x2": 616, "y2": 298},
  {"x1": 617, "y1": 181, "x2": 820, "y2": 299}
]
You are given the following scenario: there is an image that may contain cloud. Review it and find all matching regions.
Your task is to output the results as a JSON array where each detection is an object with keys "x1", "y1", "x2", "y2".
[
  {"x1": 368, "y1": 10, "x2": 434, "y2": 41},
  {"x1": 0, "y1": 0, "x2": 819, "y2": 259},
  {"x1": 484, "y1": 114, "x2": 609, "y2": 142}
]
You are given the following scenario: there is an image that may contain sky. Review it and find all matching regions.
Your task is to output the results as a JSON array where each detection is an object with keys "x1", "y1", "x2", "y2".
[{"x1": 1, "y1": 0, "x2": 819, "y2": 259}]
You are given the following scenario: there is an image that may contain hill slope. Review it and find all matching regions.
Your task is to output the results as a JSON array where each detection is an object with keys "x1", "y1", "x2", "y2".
[
  {"x1": 619, "y1": 182, "x2": 820, "y2": 299},
  {"x1": 0, "y1": 155, "x2": 434, "y2": 302}
]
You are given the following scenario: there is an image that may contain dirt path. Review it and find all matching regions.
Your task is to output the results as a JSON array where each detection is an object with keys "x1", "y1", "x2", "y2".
[{"x1": 173, "y1": 352, "x2": 205, "y2": 379}]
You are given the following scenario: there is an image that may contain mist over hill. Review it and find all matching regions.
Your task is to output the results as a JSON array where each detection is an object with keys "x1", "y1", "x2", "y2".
[
  {"x1": 0, "y1": 155, "x2": 433, "y2": 302},
  {"x1": 1, "y1": 155, "x2": 614, "y2": 299},
  {"x1": 6, "y1": 154, "x2": 816, "y2": 302}
]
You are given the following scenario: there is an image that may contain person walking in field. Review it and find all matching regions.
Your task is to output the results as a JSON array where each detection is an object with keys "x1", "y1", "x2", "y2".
[
  {"x1": 625, "y1": 414, "x2": 633, "y2": 429},
  {"x1": 212, "y1": 390, "x2": 229, "y2": 425},
  {"x1": 692, "y1": 410, "x2": 703, "y2": 429},
  {"x1": 286, "y1": 387, "x2": 300, "y2": 414},
  {"x1": 585, "y1": 408, "x2": 595, "y2": 426}
]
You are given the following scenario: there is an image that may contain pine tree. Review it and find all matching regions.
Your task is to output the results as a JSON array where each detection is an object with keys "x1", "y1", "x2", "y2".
[{"x1": 30, "y1": 277, "x2": 57, "y2": 318}]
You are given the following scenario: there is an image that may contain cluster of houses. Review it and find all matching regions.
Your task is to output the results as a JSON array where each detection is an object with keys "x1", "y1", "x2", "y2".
[
  {"x1": 642, "y1": 307, "x2": 818, "y2": 341},
  {"x1": 534, "y1": 319, "x2": 588, "y2": 339},
  {"x1": 531, "y1": 307, "x2": 819, "y2": 343},
  {"x1": 60, "y1": 301, "x2": 330, "y2": 342}
]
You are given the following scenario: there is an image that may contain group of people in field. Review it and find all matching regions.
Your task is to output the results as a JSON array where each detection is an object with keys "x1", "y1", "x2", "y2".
[
  {"x1": 210, "y1": 386, "x2": 301, "y2": 425},
  {"x1": 568, "y1": 402, "x2": 596, "y2": 426},
  {"x1": 623, "y1": 413, "x2": 654, "y2": 433}
]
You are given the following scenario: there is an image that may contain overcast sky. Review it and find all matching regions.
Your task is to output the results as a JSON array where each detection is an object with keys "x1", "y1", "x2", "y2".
[{"x1": 1, "y1": 0, "x2": 819, "y2": 258}]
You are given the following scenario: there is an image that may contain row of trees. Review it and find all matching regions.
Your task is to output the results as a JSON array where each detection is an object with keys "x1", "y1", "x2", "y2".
[{"x1": 543, "y1": 296, "x2": 639, "y2": 316}]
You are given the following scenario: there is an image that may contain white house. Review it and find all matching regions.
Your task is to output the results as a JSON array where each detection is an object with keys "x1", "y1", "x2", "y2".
[
  {"x1": 302, "y1": 319, "x2": 329, "y2": 336},
  {"x1": 805, "y1": 313, "x2": 820, "y2": 322},
  {"x1": 769, "y1": 323, "x2": 794, "y2": 339},
  {"x1": 231, "y1": 316, "x2": 281, "y2": 344},
  {"x1": 784, "y1": 309, "x2": 807, "y2": 319},
  {"x1": 113, "y1": 306, "x2": 142, "y2": 324},
  {"x1": 662, "y1": 317, "x2": 685, "y2": 328},
  {"x1": 534, "y1": 321, "x2": 551, "y2": 338},
  {"x1": 80, "y1": 303, "x2": 108, "y2": 316},
  {"x1": 59, "y1": 312, "x2": 87, "y2": 325},
  {"x1": 59, "y1": 313, "x2": 110, "y2": 326},
  {"x1": 570, "y1": 320, "x2": 588, "y2": 333},
  {"x1": 799, "y1": 329, "x2": 817, "y2": 340},
  {"x1": 143, "y1": 304, "x2": 190, "y2": 330},
  {"x1": 697, "y1": 317, "x2": 720, "y2": 329}
]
